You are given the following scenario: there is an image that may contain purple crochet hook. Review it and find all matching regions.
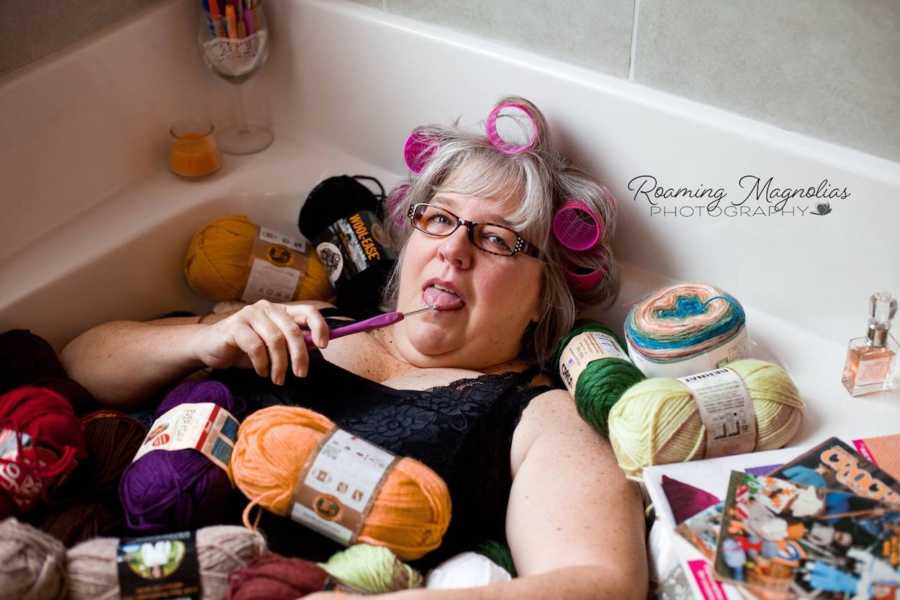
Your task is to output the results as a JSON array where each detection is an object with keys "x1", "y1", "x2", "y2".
[{"x1": 303, "y1": 305, "x2": 434, "y2": 349}]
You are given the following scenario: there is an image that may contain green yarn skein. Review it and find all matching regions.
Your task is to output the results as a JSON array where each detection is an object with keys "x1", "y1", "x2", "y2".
[
  {"x1": 476, "y1": 541, "x2": 517, "y2": 577},
  {"x1": 552, "y1": 321, "x2": 646, "y2": 435},
  {"x1": 320, "y1": 544, "x2": 423, "y2": 593}
]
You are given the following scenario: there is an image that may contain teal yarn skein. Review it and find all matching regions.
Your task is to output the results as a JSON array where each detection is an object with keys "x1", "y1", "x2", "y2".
[{"x1": 552, "y1": 321, "x2": 646, "y2": 435}]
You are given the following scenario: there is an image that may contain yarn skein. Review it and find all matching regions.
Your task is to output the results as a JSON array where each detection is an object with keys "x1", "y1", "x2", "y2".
[
  {"x1": 321, "y1": 544, "x2": 423, "y2": 593},
  {"x1": 229, "y1": 405, "x2": 452, "y2": 561},
  {"x1": 607, "y1": 359, "x2": 805, "y2": 479},
  {"x1": 68, "y1": 525, "x2": 267, "y2": 600},
  {"x1": 0, "y1": 518, "x2": 67, "y2": 600},
  {"x1": 32, "y1": 411, "x2": 147, "y2": 546},
  {"x1": 225, "y1": 553, "x2": 331, "y2": 600},
  {"x1": 552, "y1": 321, "x2": 646, "y2": 435},
  {"x1": 120, "y1": 381, "x2": 242, "y2": 533},
  {"x1": 298, "y1": 175, "x2": 396, "y2": 319},
  {"x1": 426, "y1": 552, "x2": 512, "y2": 590},
  {"x1": 625, "y1": 283, "x2": 747, "y2": 377},
  {"x1": 0, "y1": 386, "x2": 86, "y2": 518},
  {"x1": 0, "y1": 330, "x2": 95, "y2": 415},
  {"x1": 184, "y1": 215, "x2": 333, "y2": 303}
]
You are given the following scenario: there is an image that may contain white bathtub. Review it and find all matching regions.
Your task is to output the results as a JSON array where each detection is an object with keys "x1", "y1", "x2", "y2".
[{"x1": 2, "y1": 0, "x2": 899, "y2": 594}]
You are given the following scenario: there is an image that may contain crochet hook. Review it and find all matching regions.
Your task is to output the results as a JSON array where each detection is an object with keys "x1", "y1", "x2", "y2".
[{"x1": 303, "y1": 305, "x2": 434, "y2": 349}]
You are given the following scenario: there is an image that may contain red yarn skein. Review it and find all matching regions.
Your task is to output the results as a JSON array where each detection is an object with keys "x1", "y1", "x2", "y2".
[
  {"x1": 0, "y1": 386, "x2": 86, "y2": 517},
  {"x1": 226, "y1": 553, "x2": 332, "y2": 600}
]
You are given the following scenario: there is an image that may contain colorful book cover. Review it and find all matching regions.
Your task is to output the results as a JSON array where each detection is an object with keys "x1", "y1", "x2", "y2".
[
  {"x1": 769, "y1": 437, "x2": 900, "y2": 507},
  {"x1": 714, "y1": 471, "x2": 900, "y2": 599},
  {"x1": 855, "y1": 434, "x2": 900, "y2": 483}
]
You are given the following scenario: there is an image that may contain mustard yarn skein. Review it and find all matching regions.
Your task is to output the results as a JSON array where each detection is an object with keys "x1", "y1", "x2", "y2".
[
  {"x1": 607, "y1": 359, "x2": 805, "y2": 479},
  {"x1": 229, "y1": 406, "x2": 452, "y2": 561},
  {"x1": 184, "y1": 215, "x2": 333, "y2": 302}
]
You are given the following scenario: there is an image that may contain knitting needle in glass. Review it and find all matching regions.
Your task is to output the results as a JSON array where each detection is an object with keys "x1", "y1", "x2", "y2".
[{"x1": 303, "y1": 305, "x2": 434, "y2": 349}]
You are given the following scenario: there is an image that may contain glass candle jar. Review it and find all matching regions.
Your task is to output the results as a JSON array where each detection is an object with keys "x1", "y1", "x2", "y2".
[{"x1": 168, "y1": 119, "x2": 222, "y2": 178}]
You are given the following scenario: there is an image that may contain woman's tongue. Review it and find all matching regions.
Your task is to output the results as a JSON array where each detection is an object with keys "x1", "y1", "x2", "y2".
[{"x1": 423, "y1": 285, "x2": 465, "y2": 310}]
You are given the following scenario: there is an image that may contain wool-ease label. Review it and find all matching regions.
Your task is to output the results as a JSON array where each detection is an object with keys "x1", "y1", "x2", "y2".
[
  {"x1": 291, "y1": 428, "x2": 398, "y2": 545},
  {"x1": 678, "y1": 368, "x2": 756, "y2": 458},
  {"x1": 134, "y1": 403, "x2": 239, "y2": 472},
  {"x1": 558, "y1": 331, "x2": 631, "y2": 395},
  {"x1": 241, "y1": 226, "x2": 309, "y2": 303},
  {"x1": 117, "y1": 531, "x2": 201, "y2": 600},
  {"x1": 314, "y1": 211, "x2": 395, "y2": 286}
]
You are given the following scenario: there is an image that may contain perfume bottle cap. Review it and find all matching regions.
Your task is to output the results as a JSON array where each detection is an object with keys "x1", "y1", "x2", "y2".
[{"x1": 867, "y1": 291, "x2": 897, "y2": 347}]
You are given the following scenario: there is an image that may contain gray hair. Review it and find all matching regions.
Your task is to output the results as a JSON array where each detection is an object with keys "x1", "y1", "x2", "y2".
[{"x1": 382, "y1": 96, "x2": 619, "y2": 368}]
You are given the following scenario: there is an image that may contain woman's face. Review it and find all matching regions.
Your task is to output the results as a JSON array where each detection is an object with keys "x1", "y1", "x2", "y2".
[{"x1": 390, "y1": 176, "x2": 544, "y2": 370}]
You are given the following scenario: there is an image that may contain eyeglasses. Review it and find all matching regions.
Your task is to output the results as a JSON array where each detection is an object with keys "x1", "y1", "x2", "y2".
[{"x1": 407, "y1": 203, "x2": 540, "y2": 258}]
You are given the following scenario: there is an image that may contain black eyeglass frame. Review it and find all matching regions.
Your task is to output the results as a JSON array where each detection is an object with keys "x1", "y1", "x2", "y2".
[{"x1": 407, "y1": 203, "x2": 541, "y2": 258}]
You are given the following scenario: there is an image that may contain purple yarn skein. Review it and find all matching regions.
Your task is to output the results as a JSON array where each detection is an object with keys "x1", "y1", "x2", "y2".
[{"x1": 120, "y1": 380, "x2": 240, "y2": 533}]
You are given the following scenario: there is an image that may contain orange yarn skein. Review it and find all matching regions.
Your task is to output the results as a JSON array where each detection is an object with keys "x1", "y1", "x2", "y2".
[{"x1": 229, "y1": 406, "x2": 452, "y2": 561}]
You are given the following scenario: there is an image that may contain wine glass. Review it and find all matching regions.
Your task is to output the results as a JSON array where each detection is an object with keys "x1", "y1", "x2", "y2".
[{"x1": 198, "y1": 2, "x2": 273, "y2": 155}]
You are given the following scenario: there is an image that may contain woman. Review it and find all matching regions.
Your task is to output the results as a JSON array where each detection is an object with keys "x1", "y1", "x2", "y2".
[{"x1": 62, "y1": 98, "x2": 647, "y2": 599}]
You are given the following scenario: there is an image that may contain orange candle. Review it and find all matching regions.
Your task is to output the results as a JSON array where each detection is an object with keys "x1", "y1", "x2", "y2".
[{"x1": 169, "y1": 120, "x2": 222, "y2": 178}]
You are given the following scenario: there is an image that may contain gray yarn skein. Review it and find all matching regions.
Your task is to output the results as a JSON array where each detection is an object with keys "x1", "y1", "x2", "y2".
[
  {"x1": 67, "y1": 525, "x2": 266, "y2": 600},
  {"x1": 0, "y1": 517, "x2": 67, "y2": 600}
]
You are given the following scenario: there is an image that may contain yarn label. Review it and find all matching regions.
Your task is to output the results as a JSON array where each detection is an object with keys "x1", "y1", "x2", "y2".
[
  {"x1": 315, "y1": 210, "x2": 395, "y2": 286},
  {"x1": 678, "y1": 367, "x2": 756, "y2": 458},
  {"x1": 116, "y1": 530, "x2": 201, "y2": 600},
  {"x1": 291, "y1": 427, "x2": 398, "y2": 545},
  {"x1": 241, "y1": 226, "x2": 309, "y2": 303},
  {"x1": 134, "y1": 403, "x2": 239, "y2": 472},
  {"x1": 558, "y1": 331, "x2": 631, "y2": 396},
  {"x1": 0, "y1": 429, "x2": 56, "y2": 511}
]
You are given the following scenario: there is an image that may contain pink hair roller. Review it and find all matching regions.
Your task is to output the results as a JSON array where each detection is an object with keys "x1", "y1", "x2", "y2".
[
  {"x1": 552, "y1": 199, "x2": 604, "y2": 251},
  {"x1": 485, "y1": 100, "x2": 540, "y2": 155},
  {"x1": 565, "y1": 265, "x2": 606, "y2": 292},
  {"x1": 403, "y1": 128, "x2": 438, "y2": 173}
]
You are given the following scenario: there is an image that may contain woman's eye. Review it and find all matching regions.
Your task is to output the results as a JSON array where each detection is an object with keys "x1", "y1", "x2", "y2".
[
  {"x1": 485, "y1": 234, "x2": 512, "y2": 251},
  {"x1": 428, "y1": 213, "x2": 450, "y2": 224}
]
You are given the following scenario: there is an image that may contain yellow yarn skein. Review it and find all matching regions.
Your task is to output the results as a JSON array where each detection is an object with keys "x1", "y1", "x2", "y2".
[
  {"x1": 184, "y1": 215, "x2": 333, "y2": 302},
  {"x1": 608, "y1": 359, "x2": 805, "y2": 479},
  {"x1": 229, "y1": 406, "x2": 452, "y2": 561}
]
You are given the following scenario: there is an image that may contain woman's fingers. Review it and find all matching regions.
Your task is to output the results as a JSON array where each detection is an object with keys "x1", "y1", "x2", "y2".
[
  {"x1": 206, "y1": 300, "x2": 333, "y2": 383},
  {"x1": 286, "y1": 303, "x2": 330, "y2": 349},
  {"x1": 265, "y1": 305, "x2": 309, "y2": 378},
  {"x1": 231, "y1": 325, "x2": 270, "y2": 378}
]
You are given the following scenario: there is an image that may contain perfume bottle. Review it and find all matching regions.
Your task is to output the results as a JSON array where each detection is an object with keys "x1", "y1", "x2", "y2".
[{"x1": 842, "y1": 291, "x2": 898, "y2": 397}]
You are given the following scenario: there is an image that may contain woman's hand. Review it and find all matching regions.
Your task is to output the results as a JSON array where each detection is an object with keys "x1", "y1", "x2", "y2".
[{"x1": 189, "y1": 300, "x2": 331, "y2": 384}]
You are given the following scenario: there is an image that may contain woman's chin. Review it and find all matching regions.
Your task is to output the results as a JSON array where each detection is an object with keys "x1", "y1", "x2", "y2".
[{"x1": 404, "y1": 324, "x2": 462, "y2": 359}]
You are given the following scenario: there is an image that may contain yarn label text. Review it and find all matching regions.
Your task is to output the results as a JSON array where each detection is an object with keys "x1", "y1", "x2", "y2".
[
  {"x1": 133, "y1": 403, "x2": 238, "y2": 471},
  {"x1": 678, "y1": 368, "x2": 756, "y2": 458},
  {"x1": 559, "y1": 332, "x2": 631, "y2": 396},
  {"x1": 292, "y1": 428, "x2": 398, "y2": 545}
]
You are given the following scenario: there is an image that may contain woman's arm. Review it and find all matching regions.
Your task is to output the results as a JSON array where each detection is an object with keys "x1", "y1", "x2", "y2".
[
  {"x1": 502, "y1": 388, "x2": 648, "y2": 598},
  {"x1": 60, "y1": 300, "x2": 332, "y2": 409}
]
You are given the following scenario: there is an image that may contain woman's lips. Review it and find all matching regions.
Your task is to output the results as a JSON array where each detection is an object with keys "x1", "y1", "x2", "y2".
[{"x1": 423, "y1": 285, "x2": 465, "y2": 310}]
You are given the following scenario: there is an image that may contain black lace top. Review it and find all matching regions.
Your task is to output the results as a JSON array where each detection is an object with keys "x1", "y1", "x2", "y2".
[{"x1": 211, "y1": 327, "x2": 551, "y2": 569}]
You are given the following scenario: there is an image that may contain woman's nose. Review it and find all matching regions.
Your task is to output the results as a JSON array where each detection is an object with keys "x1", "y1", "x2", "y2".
[{"x1": 437, "y1": 225, "x2": 473, "y2": 269}]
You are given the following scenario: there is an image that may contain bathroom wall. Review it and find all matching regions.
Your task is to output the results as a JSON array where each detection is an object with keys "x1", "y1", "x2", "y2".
[
  {"x1": 351, "y1": 0, "x2": 900, "y2": 164},
  {"x1": 0, "y1": 0, "x2": 168, "y2": 75}
]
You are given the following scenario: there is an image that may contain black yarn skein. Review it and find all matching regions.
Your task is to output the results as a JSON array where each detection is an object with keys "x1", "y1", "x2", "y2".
[{"x1": 298, "y1": 175, "x2": 395, "y2": 319}]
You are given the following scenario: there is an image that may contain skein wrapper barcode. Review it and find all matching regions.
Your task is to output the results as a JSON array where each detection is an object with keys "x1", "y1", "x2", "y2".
[
  {"x1": 116, "y1": 530, "x2": 201, "y2": 600},
  {"x1": 677, "y1": 367, "x2": 756, "y2": 458}
]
